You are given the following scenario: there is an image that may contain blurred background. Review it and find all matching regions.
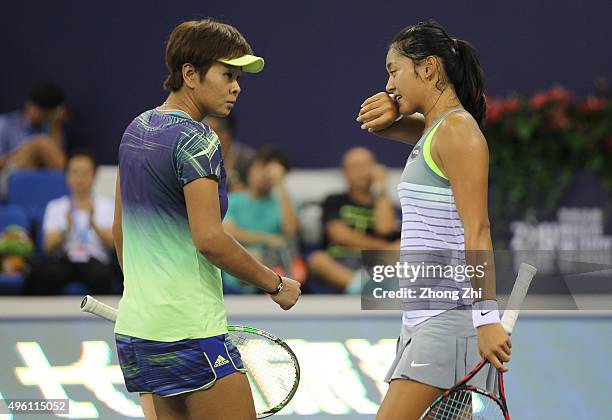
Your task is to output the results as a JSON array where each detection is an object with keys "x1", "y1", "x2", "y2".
[{"x1": 0, "y1": 0, "x2": 611, "y2": 419}]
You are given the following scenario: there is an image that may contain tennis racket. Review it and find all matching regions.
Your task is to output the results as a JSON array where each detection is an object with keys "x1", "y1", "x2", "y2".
[
  {"x1": 419, "y1": 262, "x2": 537, "y2": 420},
  {"x1": 80, "y1": 295, "x2": 300, "y2": 418}
]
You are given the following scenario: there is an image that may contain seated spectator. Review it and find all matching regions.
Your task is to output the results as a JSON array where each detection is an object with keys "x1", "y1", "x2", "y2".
[
  {"x1": 308, "y1": 147, "x2": 399, "y2": 293},
  {"x1": 24, "y1": 151, "x2": 115, "y2": 295},
  {"x1": 203, "y1": 115, "x2": 255, "y2": 191},
  {"x1": 0, "y1": 82, "x2": 67, "y2": 177},
  {"x1": 222, "y1": 147, "x2": 301, "y2": 292}
]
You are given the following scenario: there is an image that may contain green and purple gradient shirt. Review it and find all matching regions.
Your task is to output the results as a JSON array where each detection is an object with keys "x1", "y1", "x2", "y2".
[{"x1": 114, "y1": 109, "x2": 228, "y2": 342}]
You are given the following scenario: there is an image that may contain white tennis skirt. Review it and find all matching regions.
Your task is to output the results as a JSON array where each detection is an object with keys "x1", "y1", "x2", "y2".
[{"x1": 385, "y1": 308, "x2": 497, "y2": 391}]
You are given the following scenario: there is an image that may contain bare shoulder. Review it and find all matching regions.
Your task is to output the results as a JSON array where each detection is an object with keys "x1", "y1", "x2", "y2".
[{"x1": 434, "y1": 111, "x2": 487, "y2": 154}]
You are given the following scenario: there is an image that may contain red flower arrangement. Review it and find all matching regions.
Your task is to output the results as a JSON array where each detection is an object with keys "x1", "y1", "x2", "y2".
[{"x1": 484, "y1": 86, "x2": 611, "y2": 244}]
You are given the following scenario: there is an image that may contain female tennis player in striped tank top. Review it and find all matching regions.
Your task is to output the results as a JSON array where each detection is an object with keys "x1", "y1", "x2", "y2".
[{"x1": 357, "y1": 20, "x2": 511, "y2": 419}]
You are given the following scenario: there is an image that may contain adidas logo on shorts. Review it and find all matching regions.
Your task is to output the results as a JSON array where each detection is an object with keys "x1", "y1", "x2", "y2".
[{"x1": 213, "y1": 355, "x2": 230, "y2": 368}]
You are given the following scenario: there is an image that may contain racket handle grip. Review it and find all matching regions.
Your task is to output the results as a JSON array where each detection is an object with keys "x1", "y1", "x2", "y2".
[
  {"x1": 81, "y1": 295, "x2": 118, "y2": 322},
  {"x1": 501, "y1": 263, "x2": 537, "y2": 334}
]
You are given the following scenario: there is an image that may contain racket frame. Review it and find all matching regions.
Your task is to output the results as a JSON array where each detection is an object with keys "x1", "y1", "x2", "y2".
[
  {"x1": 419, "y1": 358, "x2": 509, "y2": 420},
  {"x1": 228, "y1": 325, "x2": 301, "y2": 418}
]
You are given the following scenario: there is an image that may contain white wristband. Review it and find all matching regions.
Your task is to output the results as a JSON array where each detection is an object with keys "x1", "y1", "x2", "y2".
[{"x1": 472, "y1": 300, "x2": 500, "y2": 329}]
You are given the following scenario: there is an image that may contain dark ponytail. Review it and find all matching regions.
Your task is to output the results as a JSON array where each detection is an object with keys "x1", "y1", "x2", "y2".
[
  {"x1": 453, "y1": 39, "x2": 486, "y2": 128},
  {"x1": 390, "y1": 20, "x2": 487, "y2": 128}
]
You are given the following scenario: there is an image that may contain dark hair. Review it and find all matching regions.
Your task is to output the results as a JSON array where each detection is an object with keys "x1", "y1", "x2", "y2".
[
  {"x1": 249, "y1": 146, "x2": 292, "y2": 172},
  {"x1": 28, "y1": 82, "x2": 64, "y2": 109},
  {"x1": 164, "y1": 19, "x2": 253, "y2": 91},
  {"x1": 390, "y1": 20, "x2": 486, "y2": 128},
  {"x1": 66, "y1": 149, "x2": 98, "y2": 172}
]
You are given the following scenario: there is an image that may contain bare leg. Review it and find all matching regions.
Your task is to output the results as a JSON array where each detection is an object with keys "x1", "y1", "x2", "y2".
[
  {"x1": 151, "y1": 394, "x2": 187, "y2": 420},
  {"x1": 184, "y1": 372, "x2": 256, "y2": 420},
  {"x1": 376, "y1": 379, "x2": 444, "y2": 420},
  {"x1": 308, "y1": 250, "x2": 353, "y2": 289},
  {"x1": 139, "y1": 393, "x2": 158, "y2": 420},
  {"x1": 10, "y1": 136, "x2": 66, "y2": 169}
]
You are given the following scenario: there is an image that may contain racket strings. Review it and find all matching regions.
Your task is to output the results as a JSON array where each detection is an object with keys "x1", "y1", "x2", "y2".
[
  {"x1": 425, "y1": 389, "x2": 505, "y2": 419},
  {"x1": 229, "y1": 333, "x2": 297, "y2": 413}
]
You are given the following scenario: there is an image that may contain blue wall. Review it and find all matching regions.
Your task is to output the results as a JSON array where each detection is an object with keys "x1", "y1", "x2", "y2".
[{"x1": 1, "y1": 0, "x2": 610, "y2": 166}]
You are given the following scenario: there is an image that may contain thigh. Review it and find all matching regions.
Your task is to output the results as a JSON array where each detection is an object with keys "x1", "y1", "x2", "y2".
[
  {"x1": 376, "y1": 379, "x2": 443, "y2": 420},
  {"x1": 151, "y1": 394, "x2": 187, "y2": 420},
  {"x1": 10, "y1": 136, "x2": 65, "y2": 169},
  {"x1": 139, "y1": 393, "x2": 157, "y2": 420},
  {"x1": 184, "y1": 372, "x2": 256, "y2": 420}
]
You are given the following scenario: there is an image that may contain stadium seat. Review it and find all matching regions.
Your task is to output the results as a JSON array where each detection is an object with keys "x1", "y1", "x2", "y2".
[
  {"x1": 0, "y1": 205, "x2": 29, "y2": 231},
  {"x1": 6, "y1": 170, "x2": 69, "y2": 218},
  {"x1": 0, "y1": 273, "x2": 24, "y2": 294}
]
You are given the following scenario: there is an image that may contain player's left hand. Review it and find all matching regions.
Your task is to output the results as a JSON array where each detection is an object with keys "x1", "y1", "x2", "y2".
[{"x1": 477, "y1": 323, "x2": 512, "y2": 372}]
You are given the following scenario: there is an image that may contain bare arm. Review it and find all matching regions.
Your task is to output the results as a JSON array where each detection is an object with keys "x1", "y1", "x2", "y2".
[
  {"x1": 112, "y1": 171, "x2": 123, "y2": 271},
  {"x1": 433, "y1": 114, "x2": 495, "y2": 300},
  {"x1": 43, "y1": 231, "x2": 64, "y2": 254},
  {"x1": 223, "y1": 220, "x2": 282, "y2": 247},
  {"x1": 327, "y1": 221, "x2": 390, "y2": 250},
  {"x1": 434, "y1": 112, "x2": 511, "y2": 372},
  {"x1": 371, "y1": 166, "x2": 397, "y2": 236},
  {"x1": 357, "y1": 92, "x2": 425, "y2": 145},
  {"x1": 185, "y1": 177, "x2": 284, "y2": 292},
  {"x1": 276, "y1": 183, "x2": 299, "y2": 236},
  {"x1": 266, "y1": 163, "x2": 299, "y2": 236},
  {"x1": 0, "y1": 154, "x2": 9, "y2": 171},
  {"x1": 92, "y1": 223, "x2": 114, "y2": 250},
  {"x1": 48, "y1": 105, "x2": 67, "y2": 150},
  {"x1": 373, "y1": 195, "x2": 397, "y2": 236},
  {"x1": 43, "y1": 206, "x2": 72, "y2": 254},
  {"x1": 369, "y1": 115, "x2": 425, "y2": 145}
]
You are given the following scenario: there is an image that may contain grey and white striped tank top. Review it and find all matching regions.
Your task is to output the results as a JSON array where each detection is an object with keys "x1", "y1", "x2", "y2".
[{"x1": 397, "y1": 109, "x2": 472, "y2": 326}]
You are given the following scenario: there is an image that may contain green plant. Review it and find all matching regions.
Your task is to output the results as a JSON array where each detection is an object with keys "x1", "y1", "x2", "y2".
[{"x1": 485, "y1": 86, "x2": 611, "y2": 245}]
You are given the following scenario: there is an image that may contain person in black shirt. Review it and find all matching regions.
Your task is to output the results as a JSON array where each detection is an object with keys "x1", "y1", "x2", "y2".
[{"x1": 308, "y1": 147, "x2": 399, "y2": 292}]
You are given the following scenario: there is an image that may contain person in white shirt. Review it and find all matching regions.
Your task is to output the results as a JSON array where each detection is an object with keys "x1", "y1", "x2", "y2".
[{"x1": 24, "y1": 151, "x2": 115, "y2": 294}]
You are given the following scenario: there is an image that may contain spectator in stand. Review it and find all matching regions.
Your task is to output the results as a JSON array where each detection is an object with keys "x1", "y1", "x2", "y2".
[
  {"x1": 222, "y1": 147, "x2": 301, "y2": 292},
  {"x1": 308, "y1": 147, "x2": 399, "y2": 293},
  {"x1": 24, "y1": 151, "x2": 115, "y2": 295},
  {"x1": 0, "y1": 82, "x2": 67, "y2": 175},
  {"x1": 203, "y1": 115, "x2": 255, "y2": 191}
]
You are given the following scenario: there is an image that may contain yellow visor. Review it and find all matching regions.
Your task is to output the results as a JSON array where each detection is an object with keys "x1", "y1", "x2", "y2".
[{"x1": 218, "y1": 54, "x2": 265, "y2": 73}]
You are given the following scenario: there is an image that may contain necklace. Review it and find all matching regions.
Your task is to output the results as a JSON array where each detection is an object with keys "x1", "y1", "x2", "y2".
[{"x1": 157, "y1": 102, "x2": 195, "y2": 120}]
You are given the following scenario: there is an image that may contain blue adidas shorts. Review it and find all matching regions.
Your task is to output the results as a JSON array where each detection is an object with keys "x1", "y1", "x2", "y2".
[{"x1": 115, "y1": 333, "x2": 246, "y2": 396}]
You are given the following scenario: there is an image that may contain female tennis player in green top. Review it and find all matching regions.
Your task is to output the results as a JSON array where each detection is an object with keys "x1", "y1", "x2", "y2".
[
  {"x1": 357, "y1": 20, "x2": 511, "y2": 419},
  {"x1": 112, "y1": 19, "x2": 301, "y2": 419}
]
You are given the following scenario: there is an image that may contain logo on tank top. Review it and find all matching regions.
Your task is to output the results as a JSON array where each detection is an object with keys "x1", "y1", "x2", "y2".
[{"x1": 409, "y1": 145, "x2": 421, "y2": 161}]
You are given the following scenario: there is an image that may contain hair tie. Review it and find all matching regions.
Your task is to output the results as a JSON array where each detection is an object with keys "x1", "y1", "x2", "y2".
[{"x1": 452, "y1": 38, "x2": 459, "y2": 55}]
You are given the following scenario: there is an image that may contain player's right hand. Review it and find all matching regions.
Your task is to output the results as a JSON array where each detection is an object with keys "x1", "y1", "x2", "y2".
[
  {"x1": 356, "y1": 92, "x2": 399, "y2": 132},
  {"x1": 272, "y1": 277, "x2": 301, "y2": 310}
]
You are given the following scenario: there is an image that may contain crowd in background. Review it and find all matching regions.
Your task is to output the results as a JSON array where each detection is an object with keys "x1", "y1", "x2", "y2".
[{"x1": 0, "y1": 82, "x2": 403, "y2": 296}]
